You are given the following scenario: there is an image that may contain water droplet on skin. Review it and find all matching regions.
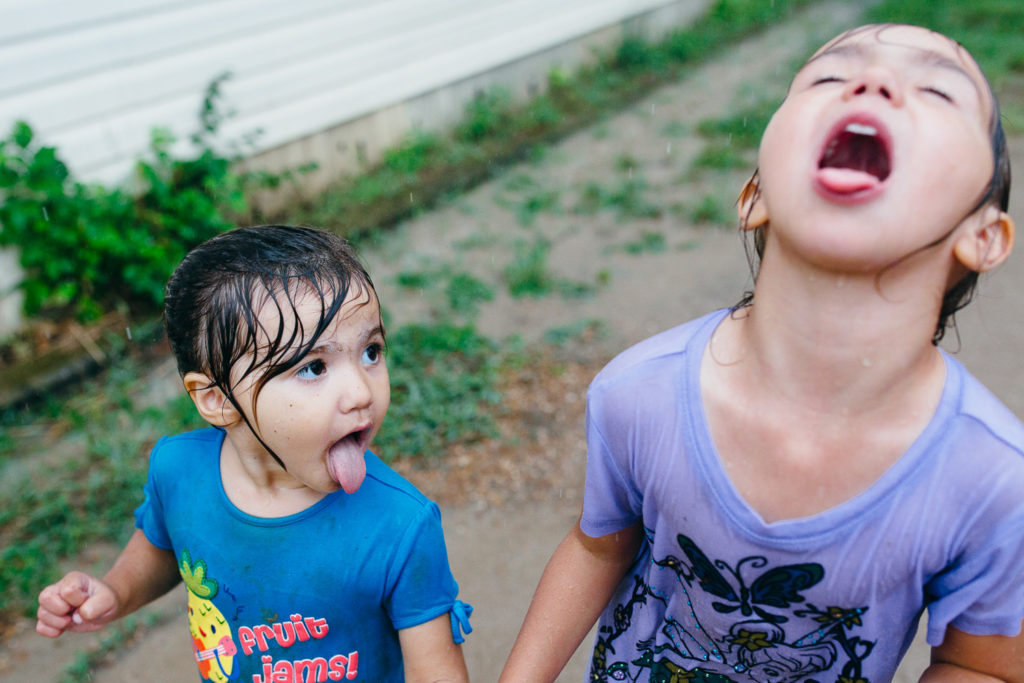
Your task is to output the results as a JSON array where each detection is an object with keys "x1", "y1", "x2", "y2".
[{"x1": 862, "y1": 357, "x2": 872, "y2": 368}]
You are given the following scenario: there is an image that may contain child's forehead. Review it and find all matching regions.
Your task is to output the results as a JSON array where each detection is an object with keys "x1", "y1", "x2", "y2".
[{"x1": 248, "y1": 280, "x2": 377, "y2": 344}]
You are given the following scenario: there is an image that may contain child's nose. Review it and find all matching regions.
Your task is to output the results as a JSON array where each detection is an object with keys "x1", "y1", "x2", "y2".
[
  {"x1": 844, "y1": 66, "x2": 904, "y2": 106},
  {"x1": 337, "y1": 367, "x2": 373, "y2": 412}
]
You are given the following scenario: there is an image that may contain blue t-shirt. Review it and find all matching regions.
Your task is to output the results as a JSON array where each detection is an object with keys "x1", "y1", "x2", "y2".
[
  {"x1": 135, "y1": 427, "x2": 464, "y2": 683},
  {"x1": 581, "y1": 309, "x2": 1024, "y2": 683}
]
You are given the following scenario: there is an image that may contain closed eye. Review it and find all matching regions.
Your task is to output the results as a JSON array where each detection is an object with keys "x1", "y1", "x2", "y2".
[
  {"x1": 812, "y1": 75, "x2": 845, "y2": 86},
  {"x1": 921, "y1": 86, "x2": 953, "y2": 103},
  {"x1": 296, "y1": 358, "x2": 327, "y2": 379}
]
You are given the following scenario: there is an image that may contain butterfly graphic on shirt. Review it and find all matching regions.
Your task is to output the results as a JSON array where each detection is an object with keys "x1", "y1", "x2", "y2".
[{"x1": 655, "y1": 534, "x2": 824, "y2": 624}]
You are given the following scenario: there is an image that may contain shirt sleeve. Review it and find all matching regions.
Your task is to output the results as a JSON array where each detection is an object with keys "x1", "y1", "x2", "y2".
[
  {"x1": 924, "y1": 503, "x2": 1024, "y2": 644},
  {"x1": 133, "y1": 437, "x2": 173, "y2": 550},
  {"x1": 384, "y1": 501, "x2": 462, "y2": 634},
  {"x1": 579, "y1": 381, "x2": 644, "y2": 538}
]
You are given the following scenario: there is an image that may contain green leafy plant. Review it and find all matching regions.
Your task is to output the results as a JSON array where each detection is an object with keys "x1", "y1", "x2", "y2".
[
  {"x1": 575, "y1": 178, "x2": 661, "y2": 221},
  {"x1": 505, "y1": 239, "x2": 554, "y2": 298},
  {"x1": 375, "y1": 323, "x2": 500, "y2": 459},
  {"x1": 0, "y1": 75, "x2": 280, "y2": 322}
]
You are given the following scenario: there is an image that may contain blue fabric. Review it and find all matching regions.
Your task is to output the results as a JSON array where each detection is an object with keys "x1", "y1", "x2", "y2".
[
  {"x1": 449, "y1": 600, "x2": 474, "y2": 644},
  {"x1": 135, "y1": 427, "x2": 467, "y2": 682},
  {"x1": 580, "y1": 309, "x2": 1024, "y2": 683}
]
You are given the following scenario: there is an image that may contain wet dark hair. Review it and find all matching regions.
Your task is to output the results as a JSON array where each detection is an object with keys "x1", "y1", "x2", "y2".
[
  {"x1": 163, "y1": 225, "x2": 380, "y2": 466},
  {"x1": 736, "y1": 25, "x2": 1011, "y2": 344}
]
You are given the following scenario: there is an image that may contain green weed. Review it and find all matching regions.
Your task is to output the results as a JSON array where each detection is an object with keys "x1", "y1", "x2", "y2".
[
  {"x1": 544, "y1": 319, "x2": 608, "y2": 347},
  {"x1": 375, "y1": 323, "x2": 500, "y2": 459},
  {"x1": 505, "y1": 239, "x2": 554, "y2": 298},
  {"x1": 496, "y1": 173, "x2": 562, "y2": 226},
  {"x1": 576, "y1": 178, "x2": 661, "y2": 221},
  {"x1": 621, "y1": 231, "x2": 669, "y2": 255},
  {"x1": 661, "y1": 120, "x2": 690, "y2": 138},
  {"x1": 689, "y1": 195, "x2": 733, "y2": 226},
  {"x1": 446, "y1": 273, "x2": 495, "y2": 317}
]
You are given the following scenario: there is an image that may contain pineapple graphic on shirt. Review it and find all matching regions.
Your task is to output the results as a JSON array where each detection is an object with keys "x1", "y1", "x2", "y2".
[{"x1": 180, "y1": 549, "x2": 237, "y2": 682}]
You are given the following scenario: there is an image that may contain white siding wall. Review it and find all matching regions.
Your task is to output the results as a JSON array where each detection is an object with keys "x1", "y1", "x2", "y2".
[
  {"x1": 0, "y1": 0, "x2": 709, "y2": 335},
  {"x1": 1, "y1": 0, "x2": 705, "y2": 186}
]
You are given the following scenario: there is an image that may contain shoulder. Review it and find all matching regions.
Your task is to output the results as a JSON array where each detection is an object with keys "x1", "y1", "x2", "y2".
[
  {"x1": 590, "y1": 309, "x2": 725, "y2": 396},
  {"x1": 947, "y1": 354, "x2": 1024, "y2": 464},
  {"x1": 358, "y1": 452, "x2": 439, "y2": 516},
  {"x1": 149, "y1": 427, "x2": 223, "y2": 467}
]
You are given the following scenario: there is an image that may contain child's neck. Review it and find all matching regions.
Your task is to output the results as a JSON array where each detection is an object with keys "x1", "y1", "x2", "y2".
[
  {"x1": 739, "y1": 246, "x2": 947, "y2": 411},
  {"x1": 700, "y1": 251, "x2": 950, "y2": 522},
  {"x1": 219, "y1": 434, "x2": 328, "y2": 518}
]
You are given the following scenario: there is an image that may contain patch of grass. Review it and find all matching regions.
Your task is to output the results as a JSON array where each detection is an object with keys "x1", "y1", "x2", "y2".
[
  {"x1": 661, "y1": 120, "x2": 690, "y2": 138},
  {"x1": 446, "y1": 273, "x2": 495, "y2": 317},
  {"x1": 620, "y1": 231, "x2": 669, "y2": 254},
  {"x1": 696, "y1": 98, "x2": 778, "y2": 150},
  {"x1": 689, "y1": 194, "x2": 733, "y2": 226},
  {"x1": 396, "y1": 266, "x2": 495, "y2": 320},
  {"x1": 555, "y1": 279, "x2": 597, "y2": 299},
  {"x1": 614, "y1": 154, "x2": 640, "y2": 172},
  {"x1": 375, "y1": 323, "x2": 501, "y2": 459},
  {"x1": 505, "y1": 239, "x2": 554, "y2": 298},
  {"x1": 689, "y1": 97, "x2": 778, "y2": 178},
  {"x1": 691, "y1": 143, "x2": 750, "y2": 172},
  {"x1": 453, "y1": 232, "x2": 499, "y2": 251},
  {"x1": 575, "y1": 178, "x2": 662, "y2": 221},
  {"x1": 544, "y1": 319, "x2": 609, "y2": 347},
  {"x1": 496, "y1": 173, "x2": 562, "y2": 226},
  {"x1": 396, "y1": 268, "x2": 447, "y2": 290}
]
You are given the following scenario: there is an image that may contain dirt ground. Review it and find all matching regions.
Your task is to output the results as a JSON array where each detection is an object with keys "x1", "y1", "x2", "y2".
[{"x1": 5, "y1": 2, "x2": 1024, "y2": 681}]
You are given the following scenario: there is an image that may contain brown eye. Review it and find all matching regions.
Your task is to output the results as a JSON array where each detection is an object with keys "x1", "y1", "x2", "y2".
[
  {"x1": 297, "y1": 359, "x2": 327, "y2": 379},
  {"x1": 362, "y1": 343, "x2": 383, "y2": 365}
]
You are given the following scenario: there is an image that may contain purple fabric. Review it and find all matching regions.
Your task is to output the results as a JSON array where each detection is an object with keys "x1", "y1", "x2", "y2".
[{"x1": 580, "y1": 309, "x2": 1024, "y2": 682}]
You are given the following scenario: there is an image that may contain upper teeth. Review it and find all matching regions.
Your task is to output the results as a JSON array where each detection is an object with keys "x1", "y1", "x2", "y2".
[{"x1": 845, "y1": 123, "x2": 877, "y2": 136}]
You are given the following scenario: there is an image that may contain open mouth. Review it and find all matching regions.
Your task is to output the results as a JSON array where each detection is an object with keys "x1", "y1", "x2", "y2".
[{"x1": 816, "y1": 118, "x2": 891, "y2": 197}]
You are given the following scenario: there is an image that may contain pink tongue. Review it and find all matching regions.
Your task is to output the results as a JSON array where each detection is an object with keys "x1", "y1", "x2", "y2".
[
  {"x1": 817, "y1": 167, "x2": 880, "y2": 194},
  {"x1": 328, "y1": 439, "x2": 367, "y2": 494}
]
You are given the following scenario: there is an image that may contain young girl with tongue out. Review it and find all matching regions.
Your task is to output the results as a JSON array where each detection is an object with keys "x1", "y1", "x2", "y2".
[
  {"x1": 36, "y1": 225, "x2": 471, "y2": 682},
  {"x1": 502, "y1": 24, "x2": 1024, "y2": 683}
]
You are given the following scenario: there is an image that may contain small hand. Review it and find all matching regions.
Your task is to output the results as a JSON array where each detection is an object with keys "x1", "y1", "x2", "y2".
[{"x1": 36, "y1": 571, "x2": 119, "y2": 637}]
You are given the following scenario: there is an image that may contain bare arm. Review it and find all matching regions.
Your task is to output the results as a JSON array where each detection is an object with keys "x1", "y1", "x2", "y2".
[
  {"x1": 399, "y1": 612, "x2": 468, "y2": 683},
  {"x1": 36, "y1": 529, "x2": 180, "y2": 637},
  {"x1": 499, "y1": 518, "x2": 643, "y2": 683},
  {"x1": 919, "y1": 623, "x2": 1024, "y2": 683}
]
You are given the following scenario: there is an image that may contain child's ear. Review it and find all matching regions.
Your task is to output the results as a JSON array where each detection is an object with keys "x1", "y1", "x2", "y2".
[
  {"x1": 183, "y1": 372, "x2": 240, "y2": 427},
  {"x1": 737, "y1": 175, "x2": 769, "y2": 231},
  {"x1": 953, "y1": 206, "x2": 1015, "y2": 273}
]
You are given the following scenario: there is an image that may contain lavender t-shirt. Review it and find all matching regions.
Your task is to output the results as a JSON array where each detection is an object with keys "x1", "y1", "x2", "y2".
[{"x1": 581, "y1": 309, "x2": 1024, "y2": 683}]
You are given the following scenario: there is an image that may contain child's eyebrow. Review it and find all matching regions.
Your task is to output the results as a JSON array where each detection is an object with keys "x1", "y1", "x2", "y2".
[{"x1": 308, "y1": 325, "x2": 385, "y2": 355}]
